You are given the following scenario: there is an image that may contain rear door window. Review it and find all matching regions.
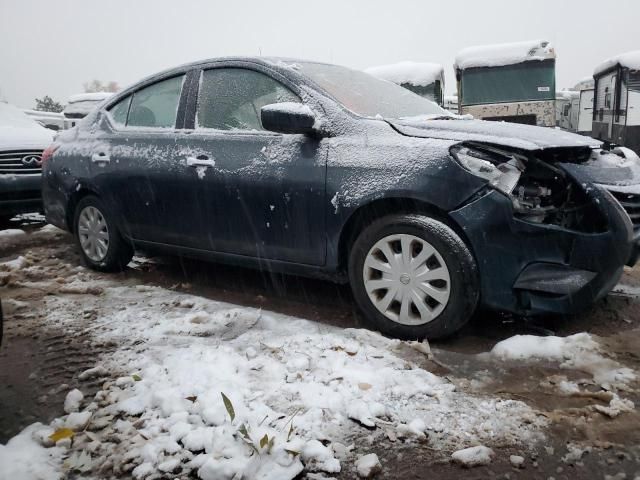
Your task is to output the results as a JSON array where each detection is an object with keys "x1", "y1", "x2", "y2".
[
  {"x1": 127, "y1": 75, "x2": 185, "y2": 128},
  {"x1": 196, "y1": 68, "x2": 300, "y2": 131}
]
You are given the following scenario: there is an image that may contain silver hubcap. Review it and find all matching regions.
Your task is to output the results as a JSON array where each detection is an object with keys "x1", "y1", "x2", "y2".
[
  {"x1": 363, "y1": 234, "x2": 451, "y2": 326},
  {"x1": 78, "y1": 206, "x2": 109, "y2": 262}
]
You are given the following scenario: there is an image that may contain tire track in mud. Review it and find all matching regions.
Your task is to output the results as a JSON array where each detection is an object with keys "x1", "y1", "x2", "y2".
[
  {"x1": 1, "y1": 223, "x2": 117, "y2": 442},
  {"x1": 0, "y1": 324, "x2": 114, "y2": 443}
]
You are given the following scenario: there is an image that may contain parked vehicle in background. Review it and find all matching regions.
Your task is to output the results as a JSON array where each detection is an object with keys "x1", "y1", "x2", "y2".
[
  {"x1": 592, "y1": 51, "x2": 640, "y2": 154},
  {"x1": 443, "y1": 95, "x2": 458, "y2": 114},
  {"x1": 365, "y1": 62, "x2": 445, "y2": 106},
  {"x1": 556, "y1": 89, "x2": 580, "y2": 131},
  {"x1": 574, "y1": 77, "x2": 595, "y2": 136},
  {"x1": 43, "y1": 57, "x2": 638, "y2": 340},
  {"x1": 0, "y1": 102, "x2": 54, "y2": 222},
  {"x1": 63, "y1": 92, "x2": 113, "y2": 129},
  {"x1": 23, "y1": 109, "x2": 65, "y2": 131},
  {"x1": 455, "y1": 40, "x2": 556, "y2": 126}
]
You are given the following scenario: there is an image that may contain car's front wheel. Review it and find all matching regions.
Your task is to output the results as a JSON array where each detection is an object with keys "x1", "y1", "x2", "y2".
[
  {"x1": 73, "y1": 195, "x2": 133, "y2": 272},
  {"x1": 348, "y1": 214, "x2": 479, "y2": 340}
]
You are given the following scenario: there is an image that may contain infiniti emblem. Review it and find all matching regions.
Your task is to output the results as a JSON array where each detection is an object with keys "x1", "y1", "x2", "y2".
[{"x1": 22, "y1": 155, "x2": 42, "y2": 167}]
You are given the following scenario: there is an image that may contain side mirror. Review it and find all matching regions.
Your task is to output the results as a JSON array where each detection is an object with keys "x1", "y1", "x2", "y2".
[{"x1": 261, "y1": 102, "x2": 318, "y2": 135}]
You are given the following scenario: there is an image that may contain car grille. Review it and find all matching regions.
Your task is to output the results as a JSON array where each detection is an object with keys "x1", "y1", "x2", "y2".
[
  {"x1": 0, "y1": 150, "x2": 44, "y2": 174},
  {"x1": 610, "y1": 190, "x2": 640, "y2": 231}
]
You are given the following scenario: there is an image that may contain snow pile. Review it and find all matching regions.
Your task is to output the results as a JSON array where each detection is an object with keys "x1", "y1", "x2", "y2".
[
  {"x1": 0, "y1": 255, "x2": 29, "y2": 271},
  {"x1": 491, "y1": 333, "x2": 636, "y2": 420},
  {"x1": 365, "y1": 62, "x2": 443, "y2": 87},
  {"x1": 594, "y1": 50, "x2": 640, "y2": 76},
  {"x1": 22, "y1": 279, "x2": 547, "y2": 480},
  {"x1": 0, "y1": 423, "x2": 64, "y2": 480},
  {"x1": 455, "y1": 39, "x2": 555, "y2": 70},
  {"x1": 355, "y1": 453, "x2": 381, "y2": 477},
  {"x1": 63, "y1": 389, "x2": 84, "y2": 414},
  {"x1": 451, "y1": 445, "x2": 494, "y2": 467},
  {"x1": 491, "y1": 333, "x2": 635, "y2": 388}
]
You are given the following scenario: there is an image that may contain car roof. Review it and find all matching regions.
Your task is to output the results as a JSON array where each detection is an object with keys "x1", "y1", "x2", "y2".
[
  {"x1": 139, "y1": 56, "x2": 331, "y2": 85},
  {"x1": 103, "y1": 56, "x2": 337, "y2": 112}
]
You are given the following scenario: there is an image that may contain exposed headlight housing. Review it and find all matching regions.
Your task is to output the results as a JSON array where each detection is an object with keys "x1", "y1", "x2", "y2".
[{"x1": 450, "y1": 144, "x2": 525, "y2": 195}]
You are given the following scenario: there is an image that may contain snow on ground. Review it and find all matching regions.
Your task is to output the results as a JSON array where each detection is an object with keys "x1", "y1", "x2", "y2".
[
  {"x1": 490, "y1": 333, "x2": 636, "y2": 418},
  {"x1": 0, "y1": 424, "x2": 64, "y2": 480},
  {"x1": 0, "y1": 228, "x2": 26, "y2": 240},
  {"x1": 491, "y1": 332, "x2": 635, "y2": 388},
  {"x1": 4, "y1": 224, "x2": 640, "y2": 479},
  {"x1": 1, "y1": 244, "x2": 548, "y2": 479}
]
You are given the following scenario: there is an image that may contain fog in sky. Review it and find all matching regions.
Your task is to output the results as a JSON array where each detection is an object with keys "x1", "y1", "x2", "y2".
[{"x1": 1, "y1": 0, "x2": 638, "y2": 108}]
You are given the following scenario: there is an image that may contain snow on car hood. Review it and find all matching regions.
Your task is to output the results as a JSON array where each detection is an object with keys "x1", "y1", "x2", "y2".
[
  {"x1": 390, "y1": 118, "x2": 602, "y2": 151},
  {"x1": 0, "y1": 125, "x2": 54, "y2": 151},
  {"x1": 0, "y1": 103, "x2": 54, "y2": 150}
]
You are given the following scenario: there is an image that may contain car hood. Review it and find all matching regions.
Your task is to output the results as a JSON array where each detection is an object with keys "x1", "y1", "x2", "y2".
[
  {"x1": 389, "y1": 118, "x2": 602, "y2": 151},
  {"x1": 0, "y1": 125, "x2": 54, "y2": 151}
]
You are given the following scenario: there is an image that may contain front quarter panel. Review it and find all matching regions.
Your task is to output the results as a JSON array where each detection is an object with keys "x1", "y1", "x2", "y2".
[{"x1": 324, "y1": 124, "x2": 487, "y2": 267}]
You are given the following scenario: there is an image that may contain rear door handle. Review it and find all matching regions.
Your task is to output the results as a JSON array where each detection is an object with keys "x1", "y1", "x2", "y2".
[
  {"x1": 186, "y1": 156, "x2": 215, "y2": 168},
  {"x1": 91, "y1": 152, "x2": 111, "y2": 163}
]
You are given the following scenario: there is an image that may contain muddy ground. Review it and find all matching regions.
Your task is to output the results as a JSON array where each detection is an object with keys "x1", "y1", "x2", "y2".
[{"x1": 1, "y1": 216, "x2": 639, "y2": 479}]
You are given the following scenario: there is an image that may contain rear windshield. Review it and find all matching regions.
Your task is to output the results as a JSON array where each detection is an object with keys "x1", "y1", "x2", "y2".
[{"x1": 298, "y1": 62, "x2": 447, "y2": 119}]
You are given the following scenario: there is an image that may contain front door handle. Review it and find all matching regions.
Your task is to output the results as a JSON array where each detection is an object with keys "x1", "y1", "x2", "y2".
[
  {"x1": 91, "y1": 152, "x2": 111, "y2": 163},
  {"x1": 186, "y1": 156, "x2": 215, "y2": 168}
]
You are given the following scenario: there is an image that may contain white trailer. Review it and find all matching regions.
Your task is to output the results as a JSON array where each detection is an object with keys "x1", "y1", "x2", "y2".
[
  {"x1": 592, "y1": 51, "x2": 640, "y2": 154},
  {"x1": 574, "y1": 77, "x2": 595, "y2": 136}
]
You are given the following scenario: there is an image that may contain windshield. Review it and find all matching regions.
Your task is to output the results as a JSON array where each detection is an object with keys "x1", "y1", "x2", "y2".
[{"x1": 298, "y1": 62, "x2": 448, "y2": 119}]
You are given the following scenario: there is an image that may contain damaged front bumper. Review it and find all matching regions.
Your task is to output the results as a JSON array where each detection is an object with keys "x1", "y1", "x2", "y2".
[{"x1": 450, "y1": 185, "x2": 633, "y2": 316}]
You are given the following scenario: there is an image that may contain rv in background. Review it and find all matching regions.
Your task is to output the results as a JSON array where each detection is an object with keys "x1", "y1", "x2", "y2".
[
  {"x1": 63, "y1": 92, "x2": 113, "y2": 129},
  {"x1": 454, "y1": 39, "x2": 556, "y2": 126},
  {"x1": 574, "y1": 77, "x2": 595, "y2": 136},
  {"x1": 592, "y1": 50, "x2": 640, "y2": 154},
  {"x1": 444, "y1": 94, "x2": 458, "y2": 113},
  {"x1": 22, "y1": 109, "x2": 65, "y2": 131},
  {"x1": 556, "y1": 90, "x2": 579, "y2": 131},
  {"x1": 365, "y1": 62, "x2": 445, "y2": 106}
]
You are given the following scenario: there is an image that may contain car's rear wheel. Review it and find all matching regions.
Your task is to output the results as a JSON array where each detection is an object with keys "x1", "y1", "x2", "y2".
[
  {"x1": 73, "y1": 196, "x2": 133, "y2": 272},
  {"x1": 348, "y1": 214, "x2": 479, "y2": 340}
]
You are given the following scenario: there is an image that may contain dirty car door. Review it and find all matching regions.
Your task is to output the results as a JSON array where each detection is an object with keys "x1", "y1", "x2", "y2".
[{"x1": 183, "y1": 66, "x2": 327, "y2": 265}]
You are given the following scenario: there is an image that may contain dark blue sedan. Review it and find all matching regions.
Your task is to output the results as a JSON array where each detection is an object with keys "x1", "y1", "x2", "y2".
[{"x1": 41, "y1": 57, "x2": 639, "y2": 339}]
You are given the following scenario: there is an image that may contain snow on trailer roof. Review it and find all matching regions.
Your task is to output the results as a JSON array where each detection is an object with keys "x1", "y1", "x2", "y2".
[
  {"x1": 365, "y1": 62, "x2": 444, "y2": 87},
  {"x1": 594, "y1": 50, "x2": 640, "y2": 76},
  {"x1": 454, "y1": 39, "x2": 555, "y2": 70}
]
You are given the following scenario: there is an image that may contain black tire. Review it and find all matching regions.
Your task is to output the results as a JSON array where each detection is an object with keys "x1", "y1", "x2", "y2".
[
  {"x1": 348, "y1": 214, "x2": 479, "y2": 340},
  {"x1": 73, "y1": 195, "x2": 133, "y2": 272}
]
